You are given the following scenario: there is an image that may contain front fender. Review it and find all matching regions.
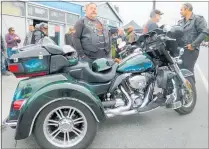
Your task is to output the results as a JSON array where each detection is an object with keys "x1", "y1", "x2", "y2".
[
  {"x1": 15, "y1": 76, "x2": 105, "y2": 140},
  {"x1": 181, "y1": 69, "x2": 194, "y2": 78}
]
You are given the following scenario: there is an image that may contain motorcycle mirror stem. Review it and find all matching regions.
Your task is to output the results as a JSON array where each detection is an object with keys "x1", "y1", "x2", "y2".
[{"x1": 179, "y1": 48, "x2": 184, "y2": 56}]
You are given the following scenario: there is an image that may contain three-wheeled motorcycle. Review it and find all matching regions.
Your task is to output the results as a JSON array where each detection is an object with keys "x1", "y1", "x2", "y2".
[{"x1": 4, "y1": 25, "x2": 196, "y2": 149}]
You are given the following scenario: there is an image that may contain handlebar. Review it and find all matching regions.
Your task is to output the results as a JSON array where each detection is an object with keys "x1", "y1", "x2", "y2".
[{"x1": 159, "y1": 35, "x2": 176, "y2": 41}]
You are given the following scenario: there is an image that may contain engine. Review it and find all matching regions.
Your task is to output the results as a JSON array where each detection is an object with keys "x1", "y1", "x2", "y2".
[
  {"x1": 104, "y1": 73, "x2": 153, "y2": 109},
  {"x1": 127, "y1": 73, "x2": 153, "y2": 107}
]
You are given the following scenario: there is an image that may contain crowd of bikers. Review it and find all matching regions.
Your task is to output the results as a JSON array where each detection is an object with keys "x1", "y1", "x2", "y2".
[{"x1": 1, "y1": 2, "x2": 208, "y2": 81}]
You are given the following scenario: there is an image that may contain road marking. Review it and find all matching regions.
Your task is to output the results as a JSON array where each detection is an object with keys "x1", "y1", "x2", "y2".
[{"x1": 195, "y1": 64, "x2": 208, "y2": 93}]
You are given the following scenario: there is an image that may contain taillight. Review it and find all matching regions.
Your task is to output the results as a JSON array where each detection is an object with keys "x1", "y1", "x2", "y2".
[
  {"x1": 9, "y1": 64, "x2": 19, "y2": 73},
  {"x1": 13, "y1": 100, "x2": 25, "y2": 110}
]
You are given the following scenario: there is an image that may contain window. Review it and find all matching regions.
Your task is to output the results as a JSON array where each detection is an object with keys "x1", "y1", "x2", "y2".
[
  {"x1": 66, "y1": 13, "x2": 79, "y2": 26},
  {"x1": 49, "y1": 9, "x2": 65, "y2": 23},
  {"x1": 28, "y1": 4, "x2": 48, "y2": 19}
]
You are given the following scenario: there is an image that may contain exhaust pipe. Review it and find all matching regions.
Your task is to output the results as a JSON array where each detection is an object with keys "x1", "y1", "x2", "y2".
[
  {"x1": 106, "y1": 109, "x2": 138, "y2": 118},
  {"x1": 105, "y1": 85, "x2": 132, "y2": 115},
  {"x1": 102, "y1": 100, "x2": 116, "y2": 108},
  {"x1": 139, "y1": 83, "x2": 154, "y2": 108},
  {"x1": 105, "y1": 83, "x2": 155, "y2": 118}
]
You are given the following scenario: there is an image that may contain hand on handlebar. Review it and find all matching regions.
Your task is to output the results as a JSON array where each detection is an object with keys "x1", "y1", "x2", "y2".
[{"x1": 185, "y1": 44, "x2": 194, "y2": 50}]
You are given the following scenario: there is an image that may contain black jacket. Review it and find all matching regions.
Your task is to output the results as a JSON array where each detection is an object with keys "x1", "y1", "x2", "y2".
[
  {"x1": 31, "y1": 29, "x2": 45, "y2": 44},
  {"x1": 65, "y1": 33, "x2": 74, "y2": 47},
  {"x1": 73, "y1": 17, "x2": 111, "y2": 59},
  {"x1": 178, "y1": 13, "x2": 208, "y2": 49}
]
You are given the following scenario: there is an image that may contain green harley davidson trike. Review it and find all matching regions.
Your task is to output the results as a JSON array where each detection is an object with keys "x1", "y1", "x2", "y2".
[{"x1": 4, "y1": 25, "x2": 196, "y2": 149}]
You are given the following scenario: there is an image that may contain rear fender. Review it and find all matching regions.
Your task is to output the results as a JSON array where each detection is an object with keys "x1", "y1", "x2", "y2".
[
  {"x1": 15, "y1": 77, "x2": 105, "y2": 140},
  {"x1": 8, "y1": 74, "x2": 69, "y2": 121}
]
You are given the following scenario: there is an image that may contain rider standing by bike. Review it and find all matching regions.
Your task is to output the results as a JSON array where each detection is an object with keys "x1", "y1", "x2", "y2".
[
  {"x1": 73, "y1": 2, "x2": 111, "y2": 61},
  {"x1": 31, "y1": 23, "x2": 48, "y2": 44},
  {"x1": 178, "y1": 3, "x2": 208, "y2": 82},
  {"x1": 143, "y1": 9, "x2": 163, "y2": 34}
]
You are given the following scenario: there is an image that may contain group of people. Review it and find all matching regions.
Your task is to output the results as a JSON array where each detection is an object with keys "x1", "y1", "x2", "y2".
[
  {"x1": 64, "y1": 2, "x2": 208, "y2": 81},
  {"x1": 144, "y1": 3, "x2": 208, "y2": 81},
  {"x1": 1, "y1": 22, "x2": 49, "y2": 76},
  {"x1": 1, "y1": 2, "x2": 208, "y2": 80}
]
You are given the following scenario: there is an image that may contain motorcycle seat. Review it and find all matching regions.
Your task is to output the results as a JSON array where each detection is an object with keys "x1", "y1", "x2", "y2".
[{"x1": 64, "y1": 61, "x2": 118, "y2": 83}]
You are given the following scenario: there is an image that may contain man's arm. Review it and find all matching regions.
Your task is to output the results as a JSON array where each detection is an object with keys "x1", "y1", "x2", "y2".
[
  {"x1": 192, "y1": 16, "x2": 208, "y2": 48},
  {"x1": 73, "y1": 19, "x2": 85, "y2": 57}
]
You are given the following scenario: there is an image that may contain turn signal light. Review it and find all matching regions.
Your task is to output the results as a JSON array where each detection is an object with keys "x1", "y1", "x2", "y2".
[
  {"x1": 13, "y1": 100, "x2": 25, "y2": 110},
  {"x1": 115, "y1": 58, "x2": 121, "y2": 63}
]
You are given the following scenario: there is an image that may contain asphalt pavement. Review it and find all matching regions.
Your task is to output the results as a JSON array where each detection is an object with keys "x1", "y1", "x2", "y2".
[{"x1": 1, "y1": 46, "x2": 208, "y2": 148}]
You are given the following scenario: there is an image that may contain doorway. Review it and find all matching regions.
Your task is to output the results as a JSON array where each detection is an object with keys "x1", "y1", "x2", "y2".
[
  {"x1": 33, "y1": 19, "x2": 48, "y2": 28},
  {"x1": 48, "y1": 23, "x2": 65, "y2": 46}
]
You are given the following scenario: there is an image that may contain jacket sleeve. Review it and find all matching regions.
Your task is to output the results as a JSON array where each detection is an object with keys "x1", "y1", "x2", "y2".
[
  {"x1": 5, "y1": 34, "x2": 14, "y2": 44},
  {"x1": 192, "y1": 16, "x2": 208, "y2": 48},
  {"x1": 73, "y1": 19, "x2": 85, "y2": 57}
]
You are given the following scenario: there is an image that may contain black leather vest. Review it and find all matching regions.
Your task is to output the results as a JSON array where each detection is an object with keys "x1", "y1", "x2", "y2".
[{"x1": 81, "y1": 17, "x2": 110, "y2": 57}]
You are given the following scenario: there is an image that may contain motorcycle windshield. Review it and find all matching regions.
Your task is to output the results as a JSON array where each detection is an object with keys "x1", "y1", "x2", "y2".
[{"x1": 37, "y1": 37, "x2": 57, "y2": 46}]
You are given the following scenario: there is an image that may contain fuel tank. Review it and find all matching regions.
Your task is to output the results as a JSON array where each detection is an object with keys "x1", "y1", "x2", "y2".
[{"x1": 117, "y1": 53, "x2": 154, "y2": 73}]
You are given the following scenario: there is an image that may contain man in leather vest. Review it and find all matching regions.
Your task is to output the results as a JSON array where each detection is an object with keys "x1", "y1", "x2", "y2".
[
  {"x1": 73, "y1": 2, "x2": 111, "y2": 61},
  {"x1": 178, "y1": 3, "x2": 208, "y2": 82}
]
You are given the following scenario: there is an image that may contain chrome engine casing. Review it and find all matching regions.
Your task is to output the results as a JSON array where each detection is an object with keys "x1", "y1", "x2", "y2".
[
  {"x1": 128, "y1": 73, "x2": 150, "y2": 107},
  {"x1": 128, "y1": 74, "x2": 147, "y2": 90}
]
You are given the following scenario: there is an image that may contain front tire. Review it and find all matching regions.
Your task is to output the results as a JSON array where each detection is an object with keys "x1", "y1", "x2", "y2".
[
  {"x1": 175, "y1": 76, "x2": 197, "y2": 115},
  {"x1": 34, "y1": 99, "x2": 98, "y2": 149}
]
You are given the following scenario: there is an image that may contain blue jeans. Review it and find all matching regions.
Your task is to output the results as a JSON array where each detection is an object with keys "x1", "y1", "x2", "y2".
[{"x1": 7, "y1": 47, "x2": 17, "y2": 58}]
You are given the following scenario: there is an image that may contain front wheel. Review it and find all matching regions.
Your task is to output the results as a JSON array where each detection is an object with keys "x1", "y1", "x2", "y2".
[
  {"x1": 34, "y1": 99, "x2": 98, "y2": 149},
  {"x1": 175, "y1": 76, "x2": 197, "y2": 115}
]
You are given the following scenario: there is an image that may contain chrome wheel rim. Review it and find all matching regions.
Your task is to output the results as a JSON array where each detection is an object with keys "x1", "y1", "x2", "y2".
[
  {"x1": 182, "y1": 80, "x2": 194, "y2": 108},
  {"x1": 43, "y1": 106, "x2": 88, "y2": 148}
]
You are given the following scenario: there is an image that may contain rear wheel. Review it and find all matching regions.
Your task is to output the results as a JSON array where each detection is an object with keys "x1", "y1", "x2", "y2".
[
  {"x1": 175, "y1": 77, "x2": 197, "y2": 115},
  {"x1": 34, "y1": 99, "x2": 98, "y2": 149}
]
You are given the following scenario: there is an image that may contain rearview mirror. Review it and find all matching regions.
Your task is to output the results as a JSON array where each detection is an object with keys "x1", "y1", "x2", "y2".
[
  {"x1": 163, "y1": 25, "x2": 172, "y2": 32},
  {"x1": 179, "y1": 48, "x2": 184, "y2": 56}
]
